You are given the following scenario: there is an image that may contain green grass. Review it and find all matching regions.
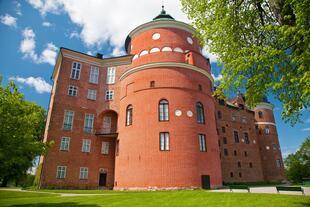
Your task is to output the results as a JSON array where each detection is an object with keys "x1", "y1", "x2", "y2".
[{"x1": 0, "y1": 190, "x2": 309, "y2": 207}]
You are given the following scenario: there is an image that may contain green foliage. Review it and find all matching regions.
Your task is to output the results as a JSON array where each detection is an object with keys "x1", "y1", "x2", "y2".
[
  {"x1": 0, "y1": 78, "x2": 48, "y2": 186},
  {"x1": 285, "y1": 137, "x2": 310, "y2": 183},
  {"x1": 181, "y1": 0, "x2": 310, "y2": 125}
]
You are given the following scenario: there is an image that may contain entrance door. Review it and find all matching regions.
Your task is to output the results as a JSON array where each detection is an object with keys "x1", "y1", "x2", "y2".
[
  {"x1": 201, "y1": 175, "x2": 211, "y2": 189},
  {"x1": 103, "y1": 116, "x2": 112, "y2": 133},
  {"x1": 99, "y1": 173, "x2": 107, "y2": 187}
]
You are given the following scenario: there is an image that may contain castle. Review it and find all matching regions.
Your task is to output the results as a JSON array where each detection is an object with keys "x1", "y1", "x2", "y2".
[{"x1": 39, "y1": 8, "x2": 285, "y2": 189}]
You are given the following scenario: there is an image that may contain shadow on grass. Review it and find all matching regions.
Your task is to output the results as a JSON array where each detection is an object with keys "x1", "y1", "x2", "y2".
[
  {"x1": 9, "y1": 203, "x2": 100, "y2": 207},
  {"x1": 296, "y1": 202, "x2": 310, "y2": 207}
]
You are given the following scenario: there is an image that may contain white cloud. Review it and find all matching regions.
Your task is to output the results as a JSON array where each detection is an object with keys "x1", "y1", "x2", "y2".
[
  {"x1": 202, "y1": 46, "x2": 218, "y2": 63},
  {"x1": 69, "y1": 31, "x2": 79, "y2": 39},
  {"x1": 0, "y1": 14, "x2": 17, "y2": 28},
  {"x1": 27, "y1": 0, "x2": 189, "y2": 50},
  {"x1": 212, "y1": 74, "x2": 223, "y2": 82},
  {"x1": 19, "y1": 27, "x2": 58, "y2": 65},
  {"x1": 302, "y1": 128, "x2": 310, "y2": 132},
  {"x1": 15, "y1": 1, "x2": 22, "y2": 16},
  {"x1": 112, "y1": 47, "x2": 125, "y2": 57},
  {"x1": 42, "y1": 21, "x2": 52, "y2": 27},
  {"x1": 9, "y1": 76, "x2": 52, "y2": 94}
]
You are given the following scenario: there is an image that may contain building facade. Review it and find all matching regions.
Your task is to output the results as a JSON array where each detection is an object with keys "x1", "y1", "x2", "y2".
[{"x1": 39, "y1": 8, "x2": 285, "y2": 190}]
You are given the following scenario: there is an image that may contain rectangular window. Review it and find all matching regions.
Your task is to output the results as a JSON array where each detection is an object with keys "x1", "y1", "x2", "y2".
[
  {"x1": 272, "y1": 144, "x2": 277, "y2": 150},
  {"x1": 63, "y1": 111, "x2": 74, "y2": 130},
  {"x1": 199, "y1": 134, "x2": 207, "y2": 152},
  {"x1": 87, "y1": 89, "x2": 97, "y2": 100},
  {"x1": 242, "y1": 117, "x2": 247, "y2": 123},
  {"x1": 68, "y1": 85, "x2": 77, "y2": 96},
  {"x1": 244, "y1": 132, "x2": 250, "y2": 144},
  {"x1": 276, "y1": 159, "x2": 282, "y2": 168},
  {"x1": 221, "y1": 127, "x2": 226, "y2": 133},
  {"x1": 60, "y1": 137, "x2": 70, "y2": 151},
  {"x1": 224, "y1": 148, "x2": 228, "y2": 156},
  {"x1": 106, "y1": 67, "x2": 116, "y2": 84},
  {"x1": 79, "y1": 167, "x2": 88, "y2": 179},
  {"x1": 89, "y1": 66, "x2": 99, "y2": 84},
  {"x1": 70, "y1": 62, "x2": 81, "y2": 80},
  {"x1": 223, "y1": 137, "x2": 227, "y2": 144},
  {"x1": 82, "y1": 139, "x2": 91, "y2": 152},
  {"x1": 101, "y1": 142, "x2": 109, "y2": 155},
  {"x1": 84, "y1": 114, "x2": 94, "y2": 133},
  {"x1": 217, "y1": 111, "x2": 222, "y2": 119},
  {"x1": 232, "y1": 115, "x2": 236, "y2": 121},
  {"x1": 56, "y1": 166, "x2": 66, "y2": 179},
  {"x1": 160, "y1": 132, "x2": 169, "y2": 151},
  {"x1": 234, "y1": 131, "x2": 239, "y2": 143},
  {"x1": 105, "y1": 90, "x2": 114, "y2": 100}
]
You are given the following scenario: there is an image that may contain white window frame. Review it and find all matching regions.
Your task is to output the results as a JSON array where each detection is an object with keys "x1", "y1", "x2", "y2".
[
  {"x1": 79, "y1": 167, "x2": 88, "y2": 179},
  {"x1": 63, "y1": 110, "x2": 74, "y2": 130},
  {"x1": 106, "y1": 67, "x2": 116, "y2": 84},
  {"x1": 199, "y1": 134, "x2": 207, "y2": 152},
  {"x1": 87, "y1": 89, "x2": 97, "y2": 100},
  {"x1": 70, "y1": 62, "x2": 81, "y2": 80},
  {"x1": 82, "y1": 139, "x2": 91, "y2": 152},
  {"x1": 56, "y1": 166, "x2": 66, "y2": 179},
  {"x1": 89, "y1": 66, "x2": 99, "y2": 84},
  {"x1": 160, "y1": 132, "x2": 169, "y2": 151},
  {"x1": 105, "y1": 90, "x2": 114, "y2": 100},
  {"x1": 84, "y1": 114, "x2": 94, "y2": 133},
  {"x1": 60, "y1": 137, "x2": 70, "y2": 151},
  {"x1": 265, "y1": 126, "x2": 270, "y2": 134},
  {"x1": 101, "y1": 142, "x2": 109, "y2": 155},
  {"x1": 68, "y1": 85, "x2": 78, "y2": 96}
]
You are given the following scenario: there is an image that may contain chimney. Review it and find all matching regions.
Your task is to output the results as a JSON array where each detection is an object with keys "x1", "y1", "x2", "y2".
[{"x1": 96, "y1": 53, "x2": 103, "y2": 59}]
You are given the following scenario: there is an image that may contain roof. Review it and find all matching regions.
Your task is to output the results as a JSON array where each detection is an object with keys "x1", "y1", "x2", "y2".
[{"x1": 153, "y1": 6, "x2": 175, "y2": 21}]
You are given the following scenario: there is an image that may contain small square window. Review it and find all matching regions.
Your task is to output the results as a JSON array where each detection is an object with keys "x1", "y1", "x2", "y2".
[
  {"x1": 150, "y1": 81, "x2": 155, "y2": 87},
  {"x1": 105, "y1": 90, "x2": 114, "y2": 100},
  {"x1": 79, "y1": 167, "x2": 88, "y2": 179},
  {"x1": 68, "y1": 86, "x2": 78, "y2": 96}
]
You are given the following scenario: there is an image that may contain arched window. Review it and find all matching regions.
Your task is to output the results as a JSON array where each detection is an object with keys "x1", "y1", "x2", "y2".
[
  {"x1": 258, "y1": 111, "x2": 263, "y2": 118},
  {"x1": 159, "y1": 99, "x2": 169, "y2": 121},
  {"x1": 196, "y1": 102, "x2": 205, "y2": 124},
  {"x1": 126, "y1": 105, "x2": 133, "y2": 126},
  {"x1": 265, "y1": 126, "x2": 270, "y2": 134}
]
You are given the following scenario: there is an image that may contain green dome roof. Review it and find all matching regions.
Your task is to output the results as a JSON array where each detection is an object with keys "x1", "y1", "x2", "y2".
[{"x1": 153, "y1": 6, "x2": 175, "y2": 20}]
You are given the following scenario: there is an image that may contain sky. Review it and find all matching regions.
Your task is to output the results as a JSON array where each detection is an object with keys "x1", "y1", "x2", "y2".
[{"x1": 0, "y1": 0, "x2": 309, "y2": 159}]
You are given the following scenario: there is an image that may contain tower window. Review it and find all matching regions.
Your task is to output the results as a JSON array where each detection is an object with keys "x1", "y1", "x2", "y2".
[
  {"x1": 234, "y1": 131, "x2": 239, "y2": 143},
  {"x1": 126, "y1": 105, "x2": 133, "y2": 126},
  {"x1": 230, "y1": 172, "x2": 234, "y2": 177},
  {"x1": 222, "y1": 127, "x2": 226, "y2": 133},
  {"x1": 244, "y1": 151, "x2": 248, "y2": 157},
  {"x1": 224, "y1": 148, "x2": 228, "y2": 156},
  {"x1": 196, "y1": 102, "x2": 205, "y2": 124},
  {"x1": 218, "y1": 111, "x2": 222, "y2": 119},
  {"x1": 238, "y1": 161, "x2": 241, "y2": 168},
  {"x1": 160, "y1": 132, "x2": 169, "y2": 151},
  {"x1": 199, "y1": 134, "x2": 207, "y2": 152},
  {"x1": 234, "y1": 150, "x2": 237, "y2": 156},
  {"x1": 244, "y1": 132, "x2": 250, "y2": 144},
  {"x1": 265, "y1": 126, "x2": 270, "y2": 134},
  {"x1": 249, "y1": 162, "x2": 253, "y2": 168},
  {"x1": 223, "y1": 137, "x2": 227, "y2": 144},
  {"x1": 159, "y1": 99, "x2": 169, "y2": 121},
  {"x1": 150, "y1": 81, "x2": 155, "y2": 87},
  {"x1": 258, "y1": 111, "x2": 263, "y2": 118},
  {"x1": 198, "y1": 84, "x2": 202, "y2": 91}
]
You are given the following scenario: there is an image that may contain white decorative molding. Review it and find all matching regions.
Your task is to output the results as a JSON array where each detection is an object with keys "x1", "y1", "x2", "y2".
[
  {"x1": 152, "y1": 33, "x2": 161, "y2": 40},
  {"x1": 119, "y1": 62, "x2": 214, "y2": 84},
  {"x1": 255, "y1": 122, "x2": 276, "y2": 126},
  {"x1": 140, "y1": 50, "x2": 149, "y2": 56},
  {"x1": 162, "y1": 47, "x2": 172, "y2": 52},
  {"x1": 150, "y1": 48, "x2": 160, "y2": 53},
  {"x1": 174, "y1": 47, "x2": 184, "y2": 53},
  {"x1": 133, "y1": 54, "x2": 139, "y2": 60},
  {"x1": 187, "y1": 37, "x2": 193, "y2": 45}
]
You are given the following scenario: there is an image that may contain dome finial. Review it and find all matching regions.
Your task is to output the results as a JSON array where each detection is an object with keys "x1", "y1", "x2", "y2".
[{"x1": 161, "y1": 1, "x2": 166, "y2": 14}]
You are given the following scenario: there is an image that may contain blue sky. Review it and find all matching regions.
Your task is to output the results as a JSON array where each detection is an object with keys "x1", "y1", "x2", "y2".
[{"x1": 0, "y1": 0, "x2": 309, "y2": 158}]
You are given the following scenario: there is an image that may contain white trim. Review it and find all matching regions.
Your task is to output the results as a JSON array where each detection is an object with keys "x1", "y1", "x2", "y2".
[
  {"x1": 119, "y1": 62, "x2": 214, "y2": 84},
  {"x1": 255, "y1": 102, "x2": 273, "y2": 110},
  {"x1": 255, "y1": 122, "x2": 276, "y2": 126}
]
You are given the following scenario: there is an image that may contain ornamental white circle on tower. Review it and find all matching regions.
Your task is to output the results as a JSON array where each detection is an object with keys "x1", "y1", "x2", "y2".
[
  {"x1": 187, "y1": 37, "x2": 193, "y2": 44},
  {"x1": 152, "y1": 33, "x2": 161, "y2": 40},
  {"x1": 175, "y1": 110, "x2": 182, "y2": 116}
]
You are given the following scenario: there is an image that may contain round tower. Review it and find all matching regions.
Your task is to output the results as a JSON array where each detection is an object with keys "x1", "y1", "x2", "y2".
[
  {"x1": 114, "y1": 7, "x2": 222, "y2": 189},
  {"x1": 254, "y1": 98, "x2": 285, "y2": 181}
]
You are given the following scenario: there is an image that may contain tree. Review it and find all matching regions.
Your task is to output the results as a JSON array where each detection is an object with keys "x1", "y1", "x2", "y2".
[
  {"x1": 284, "y1": 137, "x2": 310, "y2": 183},
  {"x1": 0, "y1": 78, "x2": 48, "y2": 187},
  {"x1": 181, "y1": 0, "x2": 310, "y2": 125}
]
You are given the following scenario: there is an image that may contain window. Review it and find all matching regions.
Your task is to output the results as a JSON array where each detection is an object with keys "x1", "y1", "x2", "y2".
[
  {"x1": 224, "y1": 148, "x2": 228, "y2": 156},
  {"x1": 160, "y1": 132, "x2": 169, "y2": 151},
  {"x1": 234, "y1": 150, "x2": 237, "y2": 156},
  {"x1": 249, "y1": 162, "x2": 253, "y2": 168},
  {"x1": 63, "y1": 111, "x2": 74, "y2": 130},
  {"x1": 79, "y1": 167, "x2": 88, "y2": 179},
  {"x1": 238, "y1": 161, "x2": 241, "y2": 168},
  {"x1": 239, "y1": 172, "x2": 242, "y2": 178},
  {"x1": 217, "y1": 111, "x2": 222, "y2": 119},
  {"x1": 198, "y1": 84, "x2": 202, "y2": 91},
  {"x1": 71, "y1": 62, "x2": 81, "y2": 79},
  {"x1": 101, "y1": 142, "x2": 109, "y2": 155},
  {"x1": 232, "y1": 115, "x2": 236, "y2": 121},
  {"x1": 272, "y1": 144, "x2": 277, "y2": 150},
  {"x1": 265, "y1": 126, "x2": 270, "y2": 134},
  {"x1": 244, "y1": 132, "x2": 250, "y2": 144},
  {"x1": 56, "y1": 166, "x2": 66, "y2": 179},
  {"x1": 87, "y1": 89, "x2": 97, "y2": 100},
  {"x1": 230, "y1": 172, "x2": 234, "y2": 177},
  {"x1": 106, "y1": 67, "x2": 116, "y2": 84},
  {"x1": 244, "y1": 151, "x2": 248, "y2": 157},
  {"x1": 159, "y1": 99, "x2": 169, "y2": 121},
  {"x1": 82, "y1": 139, "x2": 91, "y2": 152},
  {"x1": 234, "y1": 131, "x2": 239, "y2": 143},
  {"x1": 219, "y1": 99, "x2": 225, "y2": 105},
  {"x1": 150, "y1": 81, "x2": 155, "y2": 87},
  {"x1": 68, "y1": 85, "x2": 77, "y2": 96},
  {"x1": 84, "y1": 114, "x2": 94, "y2": 133},
  {"x1": 89, "y1": 66, "x2": 99, "y2": 84},
  {"x1": 241, "y1": 117, "x2": 247, "y2": 123},
  {"x1": 276, "y1": 159, "x2": 282, "y2": 168},
  {"x1": 126, "y1": 105, "x2": 133, "y2": 126},
  {"x1": 258, "y1": 111, "x2": 263, "y2": 118},
  {"x1": 223, "y1": 137, "x2": 227, "y2": 144},
  {"x1": 60, "y1": 137, "x2": 70, "y2": 151},
  {"x1": 199, "y1": 134, "x2": 207, "y2": 152},
  {"x1": 221, "y1": 127, "x2": 226, "y2": 133},
  {"x1": 105, "y1": 90, "x2": 114, "y2": 100},
  {"x1": 196, "y1": 102, "x2": 205, "y2": 124}
]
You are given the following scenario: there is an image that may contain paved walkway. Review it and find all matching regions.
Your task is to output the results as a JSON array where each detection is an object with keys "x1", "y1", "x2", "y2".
[{"x1": 211, "y1": 186, "x2": 310, "y2": 196}]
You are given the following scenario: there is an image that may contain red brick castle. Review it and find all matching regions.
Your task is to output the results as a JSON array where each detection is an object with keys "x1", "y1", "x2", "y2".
[{"x1": 39, "y1": 7, "x2": 285, "y2": 189}]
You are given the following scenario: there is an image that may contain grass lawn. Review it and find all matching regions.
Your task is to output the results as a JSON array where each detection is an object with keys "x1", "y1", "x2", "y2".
[{"x1": 0, "y1": 189, "x2": 309, "y2": 207}]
